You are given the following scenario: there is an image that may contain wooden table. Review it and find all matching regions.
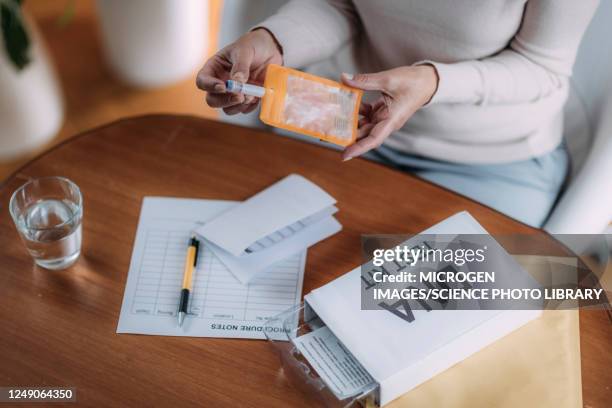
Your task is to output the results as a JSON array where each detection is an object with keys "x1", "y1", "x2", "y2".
[{"x1": 0, "y1": 116, "x2": 609, "y2": 407}]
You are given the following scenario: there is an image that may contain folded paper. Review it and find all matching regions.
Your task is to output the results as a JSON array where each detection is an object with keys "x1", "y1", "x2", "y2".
[{"x1": 196, "y1": 174, "x2": 341, "y2": 283}]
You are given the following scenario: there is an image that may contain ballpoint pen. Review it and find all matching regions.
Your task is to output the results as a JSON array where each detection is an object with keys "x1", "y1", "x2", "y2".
[{"x1": 178, "y1": 235, "x2": 200, "y2": 327}]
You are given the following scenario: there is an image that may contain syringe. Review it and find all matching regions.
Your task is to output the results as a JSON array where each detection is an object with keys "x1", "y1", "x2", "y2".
[{"x1": 225, "y1": 80, "x2": 266, "y2": 98}]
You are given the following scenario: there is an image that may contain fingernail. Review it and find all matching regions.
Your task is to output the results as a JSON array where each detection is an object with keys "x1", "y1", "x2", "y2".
[
  {"x1": 342, "y1": 156, "x2": 353, "y2": 162},
  {"x1": 214, "y1": 83, "x2": 225, "y2": 92},
  {"x1": 233, "y1": 72, "x2": 246, "y2": 82},
  {"x1": 342, "y1": 73, "x2": 354, "y2": 80}
]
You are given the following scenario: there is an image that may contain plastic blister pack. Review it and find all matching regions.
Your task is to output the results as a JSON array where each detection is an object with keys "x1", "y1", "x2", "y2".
[{"x1": 264, "y1": 304, "x2": 379, "y2": 408}]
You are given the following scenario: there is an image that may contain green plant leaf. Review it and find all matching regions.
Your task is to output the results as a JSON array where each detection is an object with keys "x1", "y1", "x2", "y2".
[
  {"x1": 1, "y1": 0, "x2": 31, "y2": 70},
  {"x1": 56, "y1": 0, "x2": 75, "y2": 28}
]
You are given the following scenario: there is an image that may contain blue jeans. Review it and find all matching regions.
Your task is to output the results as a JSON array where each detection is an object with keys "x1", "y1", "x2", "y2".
[{"x1": 371, "y1": 145, "x2": 569, "y2": 228}]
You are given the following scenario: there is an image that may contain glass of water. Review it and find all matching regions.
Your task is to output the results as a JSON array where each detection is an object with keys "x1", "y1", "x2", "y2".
[{"x1": 9, "y1": 177, "x2": 83, "y2": 270}]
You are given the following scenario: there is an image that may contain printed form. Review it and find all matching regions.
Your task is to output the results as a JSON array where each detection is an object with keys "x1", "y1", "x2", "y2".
[
  {"x1": 294, "y1": 326, "x2": 376, "y2": 399},
  {"x1": 116, "y1": 197, "x2": 305, "y2": 339}
]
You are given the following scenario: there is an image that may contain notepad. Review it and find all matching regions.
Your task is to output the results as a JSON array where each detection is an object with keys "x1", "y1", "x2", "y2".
[{"x1": 116, "y1": 197, "x2": 306, "y2": 339}]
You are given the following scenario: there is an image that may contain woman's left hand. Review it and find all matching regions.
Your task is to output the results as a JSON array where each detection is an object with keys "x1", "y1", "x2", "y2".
[{"x1": 341, "y1": 65, "x2": 438, "y2": 161}]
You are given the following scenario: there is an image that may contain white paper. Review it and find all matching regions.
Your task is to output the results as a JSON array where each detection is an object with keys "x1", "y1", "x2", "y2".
[
  {"x1": 195, "y1": 174, "x2": 337, "y2": 256},
  {"x1": 205, "y1": 215, "x2": 341, "y2": 284},
  {"x1": 294, "y1": 326, "x2": 376, "y2": 400},
  {"x1": 116, "y1": 197, "x2": 306, "y2": 339}
]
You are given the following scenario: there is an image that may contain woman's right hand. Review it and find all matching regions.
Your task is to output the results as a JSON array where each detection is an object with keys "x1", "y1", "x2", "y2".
[{"x1": 196, "y1": 29, "x2": 283, "y2": 115}]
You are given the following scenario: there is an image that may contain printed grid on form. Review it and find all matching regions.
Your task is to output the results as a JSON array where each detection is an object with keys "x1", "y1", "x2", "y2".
[{"x1": 131, "y1": 227, "x2": 303, "y2": 322}]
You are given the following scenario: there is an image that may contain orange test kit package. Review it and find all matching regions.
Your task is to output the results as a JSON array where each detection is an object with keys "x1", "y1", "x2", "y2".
[{"x1": 226, "y1": 64, "x2": 363, "y2": 147}]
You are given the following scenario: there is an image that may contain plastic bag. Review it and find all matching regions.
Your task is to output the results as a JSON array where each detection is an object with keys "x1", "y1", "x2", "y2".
[{"x1": 226, "y1": 64, "x2": 362, "y2": 147}]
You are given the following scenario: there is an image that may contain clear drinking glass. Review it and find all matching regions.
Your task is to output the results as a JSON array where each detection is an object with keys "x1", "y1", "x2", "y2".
[{"x1": 9, "y1": 177, "x2": 83, "y2": 270}]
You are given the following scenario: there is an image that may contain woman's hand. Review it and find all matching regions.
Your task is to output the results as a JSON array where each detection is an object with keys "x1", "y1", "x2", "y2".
[
  {"x1": 196, "y1": 29, "x2": 283, "y2": 115},
  {"x1": 341, "y1": 65, "x2": 438, "y2": 161}
]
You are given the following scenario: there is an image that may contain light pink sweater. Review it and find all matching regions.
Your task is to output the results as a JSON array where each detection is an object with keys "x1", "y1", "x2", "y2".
[{"x1": 259, "y1": 0, "x2": 598, "y2": 163}]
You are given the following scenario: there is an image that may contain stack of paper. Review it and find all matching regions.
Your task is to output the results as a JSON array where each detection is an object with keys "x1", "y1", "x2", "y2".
[
  {"x1": 196, "y1": 174, "x2": 342, "y2": 283},
  {"x1": 117, "y1": 174, "x2": 342, "y2": 339},
  {"x1": 116, "y1": 197, "x2": 307, "y2": 338}
]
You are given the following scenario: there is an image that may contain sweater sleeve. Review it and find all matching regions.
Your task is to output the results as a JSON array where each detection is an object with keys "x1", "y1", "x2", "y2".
[
  {"x1": 256, "y1": 0, "x2": 360, "y2": 68},
  {"x1": 423, "y1": 0, "x2": 599, "y2": 105}
]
